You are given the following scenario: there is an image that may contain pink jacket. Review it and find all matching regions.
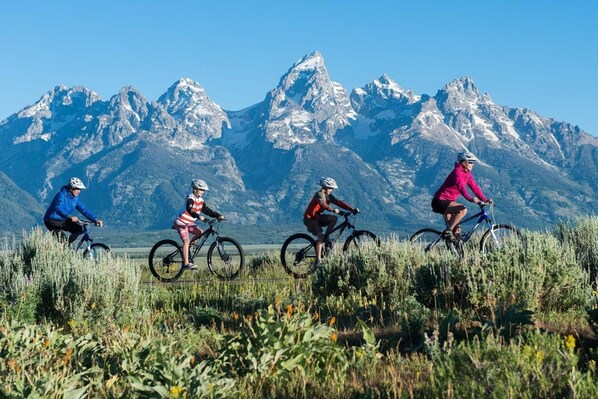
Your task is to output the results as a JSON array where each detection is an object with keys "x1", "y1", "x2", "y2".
[{"x1": 434, "y1": 163, "x2": 488, "y2": 203}]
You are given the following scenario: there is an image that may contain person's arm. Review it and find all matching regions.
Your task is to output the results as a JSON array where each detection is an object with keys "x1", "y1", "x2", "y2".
[
  {"x1": 329, "y1": 194, "x2": 353, "y2": 212},
  {"x1": 455, "y1": 170, "x2": 475, "y2": 202},
  {"x1": 316, "y1": 191, "x2": 334, "y2": 212},
  {"x1": 75, "y1": 198, "x2": 98, "y2": 222},
  {"x1": 201, "y1": 203, "x2": 223, "y2": 219}
]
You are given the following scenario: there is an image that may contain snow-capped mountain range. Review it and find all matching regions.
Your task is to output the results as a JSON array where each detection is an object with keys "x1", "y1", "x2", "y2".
[{"x1": 1, "y1": 51, "x2": 596, "y2": 235}]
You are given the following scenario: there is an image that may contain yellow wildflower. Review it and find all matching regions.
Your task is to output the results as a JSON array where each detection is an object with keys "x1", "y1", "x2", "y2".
[
  {"x1": 233, "y1": 311, "x2": 239, "y2": 321},
  {"x1": 286, "y1": 304, "x2": 293, "y2": 318},
  {"x1": 313, "y1": 310, "x2": 320, "y2": 321},
  {"x1": 535, "y1": 351, "x2": 544, "y2": 364},
  {"x1": 169, "y1": 385, "x2": 183, "y2": 398},
  {"x1": 565, "y1": 335, "x2": 576, "y2": 352},
  {"x1": 329, "y1": 316, "x2": 336, "y2": 327}
]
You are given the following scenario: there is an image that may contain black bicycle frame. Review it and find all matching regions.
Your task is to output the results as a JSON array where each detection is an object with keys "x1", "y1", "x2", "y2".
[{"x1": 189, "y1": 225, "x2": 215, "y2": 256}]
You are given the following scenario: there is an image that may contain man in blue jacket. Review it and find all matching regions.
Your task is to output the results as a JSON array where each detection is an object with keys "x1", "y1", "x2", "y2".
[{"x1": 43, "y1": 177, "x2": 104, "y2": 243}]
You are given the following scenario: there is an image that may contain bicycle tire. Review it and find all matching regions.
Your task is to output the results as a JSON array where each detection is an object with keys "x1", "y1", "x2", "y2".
[
  {"x1": 83, "y1": 242, "x2": 111, "y2": 261},
  {"x1": 280, "y1": 233, "x2": 317, "y2": 279},
  {"x1": 148, "y1": 239, "x2": 185, "y2": 282},
  {"x1": 410, "y1": 228, "x2": 464, "y2": 257},
  {"x1": 207, "y1": 237, "x2": 245, "y2": 280},
  {"x1": 480, "y1": 224, "x2": 521, "y2": 253},
  {"x1": 343, "y1": 230, "x2": 380, "y2": 251}
]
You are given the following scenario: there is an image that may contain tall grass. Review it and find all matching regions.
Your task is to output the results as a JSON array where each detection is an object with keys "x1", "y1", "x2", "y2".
[
  {"x1": 557, "y1": 216, "x2": 598, "y2": 286},
  {"x1": 0, "y1": 229, "x2": 142, "y2": 327},
  {"x1": 2, "y1": 221, "x2": 598, "y2": 397}
]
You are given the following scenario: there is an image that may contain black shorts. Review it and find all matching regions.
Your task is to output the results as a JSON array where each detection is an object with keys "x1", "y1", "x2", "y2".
[{"x1": 431, "y1": 197, "x2": 452, "y2": 214}]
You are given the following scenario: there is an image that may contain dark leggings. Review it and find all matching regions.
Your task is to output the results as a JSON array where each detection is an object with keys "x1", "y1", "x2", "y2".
[{"x1": 44, "y1": 219, "x2": 84, "y2": 244}]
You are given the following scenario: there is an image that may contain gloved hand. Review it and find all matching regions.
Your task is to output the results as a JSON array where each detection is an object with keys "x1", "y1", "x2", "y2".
[{"x1": 352, "y1": 208, "x2": 360, "y2": 215}]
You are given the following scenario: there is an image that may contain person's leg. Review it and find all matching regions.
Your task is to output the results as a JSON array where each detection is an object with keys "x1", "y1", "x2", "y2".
[
  {"x1": 175, "y1": 224, "x2": 192, "y2": 266},
  {"x1": 304, "y1": 218, "x2": 324, "y2": 264},
  {"x1": 320, "y1": 214, "x2": 338, "y2": 236},
  {"x1": 182, "y1": 237, "x2": 191, "y2": 265},
  {"x1": 443, "y1": 202, "x2": 467, "y2": 240},
  {"x1": 44, "y1": 219, "x2": 68, "y2": 242},
  {"x1": 62, "y1": 220, "x2": 84, "y2": 244}
]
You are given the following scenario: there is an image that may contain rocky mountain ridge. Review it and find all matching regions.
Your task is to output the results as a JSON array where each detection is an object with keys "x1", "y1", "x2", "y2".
[{"x1": 1, "y1": 51, "x2": 596, "y2": 235}]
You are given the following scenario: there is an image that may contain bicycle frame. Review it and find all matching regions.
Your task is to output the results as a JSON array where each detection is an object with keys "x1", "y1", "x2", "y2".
[
  {"x1": 450, "y1": 205, "x2": 493, "y2": 244},
  {"x1": 322, "y1": 211, "x2": 355, "y2": 243},
  {"x1": 73, "y1": 223, "x2": 93, "y2": 252}
]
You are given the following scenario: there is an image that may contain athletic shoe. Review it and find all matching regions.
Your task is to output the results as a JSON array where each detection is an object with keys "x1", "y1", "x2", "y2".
[
  {"x1": 183, "y1": 263, "x2": 198, "y2": 270},
  {"x1": 443, "y1": 229, "x2": 458, "y2": 244}
]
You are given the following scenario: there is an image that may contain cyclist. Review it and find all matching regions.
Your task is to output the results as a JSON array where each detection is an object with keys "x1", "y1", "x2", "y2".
[
  {"x1": 173, "y1": 179, "x2": 224, "y2": 270},
  {"x1": 43, "y1": 177, "x2": 104, "y2": 244},
  {"x1": 303, "y1": 177, "x2": 359, "y2": 267},
  {"x1": 432, "y1": 151, "x2": 493, "y2": 242}
]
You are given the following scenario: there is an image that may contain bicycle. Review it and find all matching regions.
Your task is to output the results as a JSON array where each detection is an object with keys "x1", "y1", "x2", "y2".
[
  {"x1": 409, "y1": 202, "x2": 520, "y2": 257},
  {"x1": 148, "y1": 218, "x2": 245, "y2": 282},
  {"x1": 70, "y1": 220, "x2": 111, "y2": 260},
  {"x1": 280, "y1": 210, "x2": 380, "y2": 278}
]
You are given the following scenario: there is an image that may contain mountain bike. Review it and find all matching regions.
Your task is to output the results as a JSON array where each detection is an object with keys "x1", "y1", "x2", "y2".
[
  {"x1": 280, "y1": 210, "x2": 380, "y2": 278},
  {"x1": 409, "y1": 202, "x2": 520, "y2": 257},
  {"x1": 148, "y1": 218, "x2": 245, "y2": 282},
  {"x1": 71, "y1": 220, "x2": 111, "y2": 260}
]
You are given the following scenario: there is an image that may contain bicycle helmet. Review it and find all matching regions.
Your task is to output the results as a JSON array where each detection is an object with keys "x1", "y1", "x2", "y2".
[
  {"x1": 191, "y1": 179, "x2": 209, "y2": 191},
  {"x1": 457, "y1": 151, "x2": 478, "y2": 164},
  {"x1": 320, "y1": 177, "x2": 338, "y2": 189},
  {"x1": 68, "y1": 177, "x2": 86, "y2": 190}
]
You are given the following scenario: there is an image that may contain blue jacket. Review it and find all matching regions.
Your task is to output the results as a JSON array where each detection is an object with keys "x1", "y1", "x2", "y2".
[{"x1": 43, "y1": 186, "x2": 98, "y2": 222}]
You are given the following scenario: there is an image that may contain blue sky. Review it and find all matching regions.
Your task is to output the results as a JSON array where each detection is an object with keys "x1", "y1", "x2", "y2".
[{"x1": 1, "y1": 0, "x2": 597, "y2": 135}]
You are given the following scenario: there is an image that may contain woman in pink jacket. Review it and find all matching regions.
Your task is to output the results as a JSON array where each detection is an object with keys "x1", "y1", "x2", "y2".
[{"x1": 431, "y1": 151, "x2": 493, "y2": 242}]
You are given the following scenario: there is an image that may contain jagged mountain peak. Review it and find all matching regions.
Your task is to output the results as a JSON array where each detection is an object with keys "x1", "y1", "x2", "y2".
[
  {"x1": 368, "y1": 74, "x2": 420, "y2": 103},
  {"x1": 290, "y1": 51, "x2": 326, "y2": 72},
  {"x1": 443, "y1": 76, "x2": 478, "y2": 94},
  {"x1": 438, "y1": 76, "x2": 494, "y2": 105},
  {"x1": 251, "y1": 51, "x2": 356, "y2": 149},
  {"x1": 157, "y1": 78, "x2": 230, "y2": 142},
  {"x1": 16, "y1": 84, "x2": 101, "y2": 119}
]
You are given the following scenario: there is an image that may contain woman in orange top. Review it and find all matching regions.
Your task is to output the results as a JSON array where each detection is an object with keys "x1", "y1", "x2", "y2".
[{"x1": 303, "y1": 177, "x2": 357, "y2": 267}]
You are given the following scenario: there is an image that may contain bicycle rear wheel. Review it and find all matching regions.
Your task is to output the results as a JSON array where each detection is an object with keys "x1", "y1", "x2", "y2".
[
  {"x1": 207, "y1": 237, "x2": 245, "y2": 280},
  {"x1": 148, "y1": 239, "x2": 184, "y2": 282},
  {"x1": 480, "y1": 224, "x2": 521, "y2": 253},
  {"x1": 83, "y1": 243, "x2": 111, "y2": 261},
  {"x1": 343, "y1": 230, "x2": 380, "y2": 252},
  {"x1": 410, "y1": 228, "x2": 464, "y2": 257},
  {"x1": 280, "y1": 233, "x2": 317, "y2": 279}
]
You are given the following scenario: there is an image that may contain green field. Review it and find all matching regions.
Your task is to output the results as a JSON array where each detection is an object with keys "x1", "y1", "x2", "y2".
[{"x1": 2, "y1": 218, "x2": 598, "y2": 398}]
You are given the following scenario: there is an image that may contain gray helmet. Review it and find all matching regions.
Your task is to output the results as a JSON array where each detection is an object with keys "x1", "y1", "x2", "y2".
[
  {"x1": 457, "y1": 151, "x2": 478, "y2": 163},
  {"x1": 320, "y1": 177, "x2": 338, "y2": 189},
  {"x1": 68, "y1": 177, "x2": 86, "y2": 190},
  {"x1": 191, "y1": 179, "x2": 209, "y2": 191}
]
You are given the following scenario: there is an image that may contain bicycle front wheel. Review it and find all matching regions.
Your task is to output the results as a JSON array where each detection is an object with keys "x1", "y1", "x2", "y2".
[
  {"x1": 343, "y1": 230, "x2": 380, "y2": 252},
  {"x1": 83, "y1": 243, "x2": 111, "y2": 261},
  {"x1": 480, "y1": 224, "x2": 521, "y2": 253},
  {"x1": 207, "y1": 237, "x2": 245, "y2": 280},
  {"x1": 148, "y1": 239, "x2": 184, "y2": 282},
  {"x1": 410, "y1": 228, "x2": 464, "y2": 257},
  {"x1": 280, "y1": 233, "x2": 317, "y2": 279}
]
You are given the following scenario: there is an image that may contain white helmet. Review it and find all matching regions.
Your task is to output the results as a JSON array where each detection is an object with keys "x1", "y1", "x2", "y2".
[
  {"x1": 191, "y1": 179, "x2": 209, "y2": 191},
  {"x1": 457, "y1": 151, "x2": 478, "y2": 163},
  {"x1": 320, "y1": 177, "x2": 338, "y2": 189},
  {"x1": 68, "y1": 177, "x2": 86, "y2": 190}
]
